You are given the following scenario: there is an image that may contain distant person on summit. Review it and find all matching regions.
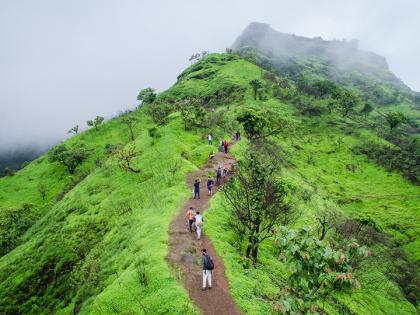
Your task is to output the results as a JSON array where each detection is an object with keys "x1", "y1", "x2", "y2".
[
  {"x1": 193, "y1": 179, "x2": 200, "y2": 199},
  {"x1": 201, "y1": 248, "x2": 214, "y2": 290}
]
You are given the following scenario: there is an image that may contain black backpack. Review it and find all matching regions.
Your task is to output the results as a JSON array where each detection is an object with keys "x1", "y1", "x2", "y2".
[{"x1": 204, "y1": 255, "x2": 214, "y2": 270}]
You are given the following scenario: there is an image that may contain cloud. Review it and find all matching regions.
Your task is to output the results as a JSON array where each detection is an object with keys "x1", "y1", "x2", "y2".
[{"x1": 1, "y1": 0, "x2": 419, "y2": 150}]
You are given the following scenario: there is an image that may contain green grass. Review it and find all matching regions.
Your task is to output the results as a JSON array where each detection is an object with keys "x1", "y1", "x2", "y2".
[{"x1": 0, "y1": 53, "x2": 418, "y2": 314}]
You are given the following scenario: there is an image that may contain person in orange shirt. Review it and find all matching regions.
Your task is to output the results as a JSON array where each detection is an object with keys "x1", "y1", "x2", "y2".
[{"x1": 185, "y1": 207, "x2": 195, "y2": 233}]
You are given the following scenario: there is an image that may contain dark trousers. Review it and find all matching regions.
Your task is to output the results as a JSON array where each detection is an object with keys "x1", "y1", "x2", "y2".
[
  {"x1": 188, "y1": 219, "x2": 194, "y2": 232},
  {"x1": 224, "y1": 146, "x2": 228, "y2": 153},
  {"x1": 216, "y1": 175, "x2": 221, "y2": 185},
  {"x1": 194, "y1": 190, "x2": 200, "y2": 199}
]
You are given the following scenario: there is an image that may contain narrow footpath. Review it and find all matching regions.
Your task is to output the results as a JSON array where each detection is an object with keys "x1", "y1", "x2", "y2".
[{"x1": 167, "y1": 144, "x2": 242, "y2": 315}]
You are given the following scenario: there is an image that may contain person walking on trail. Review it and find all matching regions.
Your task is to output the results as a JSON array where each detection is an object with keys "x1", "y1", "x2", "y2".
[
  {"x1": 235, "y1": 130, "x2": 241, "y2": 141},
  {"x1": 219, "y1": 139, "x2": 223, "y2": 152},
  {"x1": 195, "y1": 211, "x2": 204, "y2": 240},
  {"x1": 201, "y1": 248, "x2": 214, "y2": 290},
  {"x1": 185, "y1": 207, "x2": 195, "y2": 233},
  {"x1": 209, "y1": 150, "x2": 215, "y2": 160},
  {"x1": 223, "y1": 139, "x2": 229, "y2": 154},
  {"x1": 223, "y1": 163, "x2": 229, "y2": 177},
  {"x1": 207, "y1": 176, "x2": 214, "y2": 195},
  {"x1": 208, "y1": 134, "x2": 212, "y2": 145},
  {"x1": 216, "y1": 166, "x2": 222, "y2": 185},
  {"x1": 193, "y1": 179, "x2": 201, "y2": 199}
]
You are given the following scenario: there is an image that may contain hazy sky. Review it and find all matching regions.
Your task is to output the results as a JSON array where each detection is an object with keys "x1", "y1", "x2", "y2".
[{"x1": 1, "y1": 0, "x2": 419, "y2": 150}]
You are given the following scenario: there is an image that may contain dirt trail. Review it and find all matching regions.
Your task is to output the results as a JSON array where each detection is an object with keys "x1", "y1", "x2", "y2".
[{"x1": 168, "y1": 145, "x2": 242, "y2": 315}]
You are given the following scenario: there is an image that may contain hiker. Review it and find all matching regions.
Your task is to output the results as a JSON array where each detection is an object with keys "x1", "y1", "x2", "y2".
[
  {"x1": 223, "y1": 163, "x2": 229, "y2": 177},
  {"x1": 209, "y1": 150, "x2": 215, "y2": 160},
  {"x1": 235, "y1": 130, "x2": 241, "y2": 140},
  {"x1": 201, "y1": 248, "x2": 214, "y2": 290},
  {"x1": 216, "y1": 166, "x2": 222, "y2": 185},
  {"x1": 195, "y1": 211, "x2": 203, "y2": 240},
  {"x1": 193, "y1": 179, "x2": 201, "y2": 199},
  {"x1": 208, "y1": 134, "x2": 212, "y2": 145},
  {"x1": 185, "y1": 207, "x2": 195, "y2": 233},
  {"x1": 219, "y1": 139, "x2": 223, "y2": 152},
  {"x1": 223, "y1": 139, "x2": 229, "y2": 153},
  {"x1": 207, "y1": 176, "x2": 214, "y2": 195}
]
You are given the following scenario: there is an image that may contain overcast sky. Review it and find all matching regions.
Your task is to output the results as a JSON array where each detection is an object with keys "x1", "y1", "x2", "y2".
[{"x1": 1, "y1": 0, "x2": 419, "y2": 151}]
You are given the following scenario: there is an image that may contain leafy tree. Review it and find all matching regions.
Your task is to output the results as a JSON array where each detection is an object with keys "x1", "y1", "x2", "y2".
[
  {"x1": 148, "y1": 126, "x2": 161, "y2": 145},
  {"x1": 113, "y1": 143, "x2": 141, "y2": 173},
  {"x1": 361, "y1": 102, "x2": 374, "y2": 118},
  {"x1": 222, "y1": 149, "x2": 294, "y2": 265},
  {"x1": 68, "y1": 125, "x2": 79, "y2": 135},
  {"x1": 383, "y1": 112, "x2": 407, "y2": 130},
  {"x1": 249, "y1": 79, "x2": 263, "y2": 100},
  {"x1": 121, "y1": 116, "x2": 138, "y2": 141},
  {"x1": 137, "y1": 88, "x2": 156, "y2": 104},
  {"x1": 87, "y1": 116, "x2": 104, "y2": 131},
  {"x1": 145, "y1": 102, "x2": 172, "y2": 125},
  {"x1": 177, "y1": 99, "x2": 206, "y2": 131},
  {"x1": 339, "y1": 90, "x2": 358, "y2": 117},
  {"x1": 237, "y1": 107, "x2": 294, "y2": 142},
  {"x1": 48, "y1": 144, "x2": 89, "y2": 174},
  {"x1": 37, "y1": 183, "x2": 47, "y2": 200},
  {"x1": 274, "y1": 226, "x2": 371, "y2": 313}
]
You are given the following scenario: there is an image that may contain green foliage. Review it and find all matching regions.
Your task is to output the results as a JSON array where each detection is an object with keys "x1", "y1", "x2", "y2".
[
  {"x1": 383, "y1": 111, "x2": 407, "y2": 130},
  {"x1": 177, "y1": 99, "x2": 206, "y2": 131},
  {"x1": 121, "y1": 116, "x2": 138, "y2": 141},
  {"x1": 147, "y1": 126, "x2": 161, "y2": 145},
  {"x1": 339, "y1": 90, "x2": 359, "y2": 117},
  {"x1": 249, "y1": 79, "x2": 263, "y2": 100},
  {"x1": 361, "y1": 103, "x2": 374, "y2": 118},
  {"x1": 137, "y1": 87, "x2": 156, "y2": 104},
  {"x1": 87, "y1": 116, "x2": 105, "y2": 130},
  {"x1": 48, "y1": 143, "x2": 89, "y2": 174},
  {"x1": 0, "y1": 204, "x2": 35, "y2": 256},
  {"x1": 144, "y1": 102, "x2": 173, "y2": 125}
]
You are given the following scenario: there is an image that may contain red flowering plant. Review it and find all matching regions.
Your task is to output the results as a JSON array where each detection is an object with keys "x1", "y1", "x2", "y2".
[{"x1": 272, "y1": 226, "x2": 370, "y2": 314}]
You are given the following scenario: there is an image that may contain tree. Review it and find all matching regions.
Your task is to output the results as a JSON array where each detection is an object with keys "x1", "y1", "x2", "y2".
[
  {"x1": 383, "y1": 112, "x2": 407, "y2": 130},
  {"x1": 113, "y1": 143, "x2": 141, "y2": 173},
  {"x1": 177, "y1": 98, "x2": 206, "y2": 131},
  {"x1": 237, "y1": 107, "x2": 294, "y2": 142},
  {"x1": 87, "y1": 116, "x2": 104, "y2": 130},
  {"x1": 222, "y1": 149, "x2": 294, "y2": 265},
  {"x1": 147, "y1": 126, "x2": 161, "y2": 145},
  {"x1": 249, "y1": 79, "x2": 263, "y2": 100},
  {"x1": 3, "y1": 167, "x2": 15, "y2": 176},
  {"x1": 137, "y1": 88, "x2": 156, "y2": 104},
  {"x1": 68, "y1": 125, "x2": 79, "y2": 135},
  {"x1": 37, "y1": 183, "x2": 47, "y2": 200},
  {"x1": 361, "y1": 102, "x2": 374, "y2": 118},
  {"x1": 121, "y1": 116, "x2": 138, "y2": 141},
  {"x1": 48, "y1": 144, "x2": 89, "y2": 174},
  {"x1": 274, "y1": 226, "x2": 370, "y2": 313},
  {"x1": 145, "y1": 102, "x2": 172, "y2": 125},
  {"x1": 339, "y1": 91, "x2": 358, "y2": 117}
]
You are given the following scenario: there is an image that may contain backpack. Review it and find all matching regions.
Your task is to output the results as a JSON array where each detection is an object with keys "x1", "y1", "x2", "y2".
[{"x1": 204, "y1": 254, "x2": 214, "y2": 270}]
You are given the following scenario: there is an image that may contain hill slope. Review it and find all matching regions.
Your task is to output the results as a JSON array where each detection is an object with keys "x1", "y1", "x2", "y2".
[{"x1": 0, "y1": 51, "x2": 419, "y2": 314}]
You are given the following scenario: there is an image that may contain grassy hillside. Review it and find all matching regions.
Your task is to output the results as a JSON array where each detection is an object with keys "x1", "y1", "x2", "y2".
[{"x1": 0, "y1": 53, "x2": 418, "y2": 314}]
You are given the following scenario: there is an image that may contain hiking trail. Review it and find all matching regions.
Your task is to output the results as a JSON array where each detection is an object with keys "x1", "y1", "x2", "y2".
[{"x1": 168, "y1": 144, "x2": 242, "y2": 315}]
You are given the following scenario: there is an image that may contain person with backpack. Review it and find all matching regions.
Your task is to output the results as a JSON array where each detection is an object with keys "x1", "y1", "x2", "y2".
[
  {"x1": 208, "y1": 134, "x2": 212, "y2": 145},
  {"x1": 185, "y1": 207, "x2": 195, "y2": 233},
  {"x1": 216, "y1": 166, "x2": 222, "y2": 185},
  {"x1": 207, "y1": 176, "x2": 214, "y2": 195},
  {"x1": 193, "y1": 179, "x2": 200, "y2": 199},
  {"x1": 235, "y1": 130, "x2": 241, "y2": 140},
  {"x1": 223, "y1": 139, "x2": 229, "y2": 153},
  {"x1": 201, "y1": 248, "x2": 214, "y2": 290},
  {"x1": 195, "y1": 211, "x2": 203, "y2": 240},
  {"x1": 219, "y1": 139, "x2": 223, "y2": 152}
]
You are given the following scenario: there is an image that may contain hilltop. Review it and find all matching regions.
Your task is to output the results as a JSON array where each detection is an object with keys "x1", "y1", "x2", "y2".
[{"x1": 0, "y1": 29, "x2": 419, "y2": 315}]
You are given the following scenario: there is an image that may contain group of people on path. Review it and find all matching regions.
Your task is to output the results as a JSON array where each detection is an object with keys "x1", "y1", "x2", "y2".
[{"x1": 184, "y1": 133, "x2": 239, "y2": 291}]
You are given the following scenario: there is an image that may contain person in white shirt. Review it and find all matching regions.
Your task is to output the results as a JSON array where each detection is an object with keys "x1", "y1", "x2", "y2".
[
  {"x1": 195, "y1": 211, "x2": 203, "y2": 240},
  {"x1": 208, "y1": 134, "x2": 212, "y2": 145}
]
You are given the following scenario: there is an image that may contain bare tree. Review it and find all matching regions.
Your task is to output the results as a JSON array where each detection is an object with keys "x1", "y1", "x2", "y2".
[
  {"x1": 121, "y1": 116, "x2": 138, "y2": 141},
  {"x1": 222, "y1": 149, "x2": 296, "y2": 265},
  {"x1": 113, "y1": 143, "x2": 141, "y2": 173}
]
